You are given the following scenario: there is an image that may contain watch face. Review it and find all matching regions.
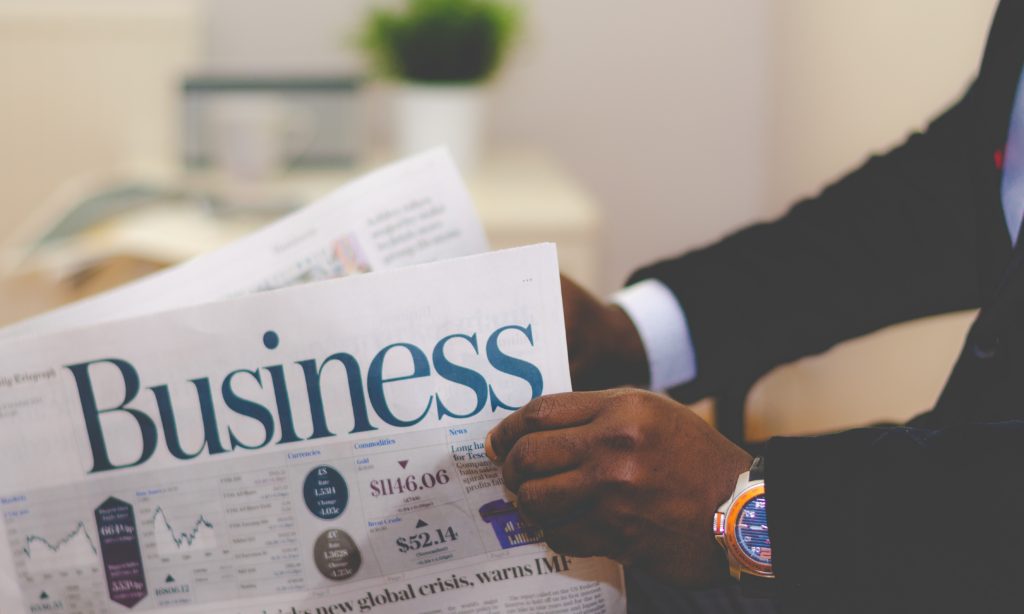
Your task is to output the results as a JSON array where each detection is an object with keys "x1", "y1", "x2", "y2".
[{"x1": 735, "y1": 493, "x2": 772, "y2": 566}]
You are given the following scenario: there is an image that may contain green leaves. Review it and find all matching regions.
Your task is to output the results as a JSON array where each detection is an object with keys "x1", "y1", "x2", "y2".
[{"x1": 360, "y1": 0, "x2": 521, "y2": 84}]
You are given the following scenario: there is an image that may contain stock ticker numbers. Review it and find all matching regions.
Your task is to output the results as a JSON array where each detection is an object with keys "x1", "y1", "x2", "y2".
[
  {"x1": 353, "y1": 447, "x2": 492, "y2": 573},
  {"x1": 369, "y1": 503, "x2": 486, "y2": 573},
  {"x1": 369, "y1": 469, "x2": 451, "y2": 498},
  {"x1": 395, "y1": 525, "x2": 459, "y2": 553},
  {"x1": 0, "y1": 427, "x2": 549, "y2": 610}
]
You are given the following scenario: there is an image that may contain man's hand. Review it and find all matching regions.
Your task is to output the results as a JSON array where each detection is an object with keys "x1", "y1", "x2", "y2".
[
  {"x1": 561, "y1": 276, "x2": 648, "y2": 390},
  {"x1": 486, "y1": 389, "x2": 752, "y2": 586}
]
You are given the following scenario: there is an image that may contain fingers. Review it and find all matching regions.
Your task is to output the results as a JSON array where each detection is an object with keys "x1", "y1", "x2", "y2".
[
  {"x1": 500, "y1": 427, "x2": 588, "y2": 492},
  {"x1": 543, "y1": 513, "x2": 619, "y2": 559},
  {"x1": 510, "y1": 462, "x2": 618, "y2": 560},
  {"x1": 514, "y1": 469, "x2": 594, "y2": 527},
  {"x1": 486, "y1": 393, "x2": 604, "y2": 462}
]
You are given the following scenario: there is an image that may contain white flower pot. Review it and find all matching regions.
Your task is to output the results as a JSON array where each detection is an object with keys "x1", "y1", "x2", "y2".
[{"x1": 393, "y1": 83, "x2": 485, "y2": 172}]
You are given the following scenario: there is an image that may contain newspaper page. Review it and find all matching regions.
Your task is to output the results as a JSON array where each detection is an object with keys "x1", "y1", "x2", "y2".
[
  {"x1": 0, "y1": 244, "x2": 627, "y2": 614},
  {"x1": 1, "y1": 148, "x2": 488, "y2": 340}
]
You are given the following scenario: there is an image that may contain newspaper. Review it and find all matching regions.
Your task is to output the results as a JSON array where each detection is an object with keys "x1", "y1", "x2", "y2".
[
  {"x1": 0, "y1": 244, "x2": 626, "y2": 613},
  {"x1": 0, "y1": 148, "x2": 489, "y2": 340}
]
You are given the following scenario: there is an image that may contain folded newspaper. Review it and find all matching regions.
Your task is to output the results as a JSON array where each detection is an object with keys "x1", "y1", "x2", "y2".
[{"x1": 0, "y1": 151, "x2": 627, "y2": 613}]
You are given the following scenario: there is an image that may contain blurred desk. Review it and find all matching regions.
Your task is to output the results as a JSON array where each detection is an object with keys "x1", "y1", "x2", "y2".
[
  {"x1": 0, "y1": 257, "x2": 166, "y2": 327},
  {"x1": 0, "y1": 150, "x2": 603, "y2": 327}
]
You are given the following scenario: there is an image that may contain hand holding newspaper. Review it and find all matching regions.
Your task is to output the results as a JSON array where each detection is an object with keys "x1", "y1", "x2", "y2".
[{"x1": 0, "y1": 152, "x2": 626, "y2": 613}]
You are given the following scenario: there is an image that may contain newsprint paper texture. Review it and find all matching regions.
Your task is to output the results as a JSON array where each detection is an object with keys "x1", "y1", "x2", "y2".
[
  {"x1": 0, "y1": 148, "x2": 489, "y2": 341},
  {"x1": 0, "y1": 244, "x2": 627, "y2": 613}
]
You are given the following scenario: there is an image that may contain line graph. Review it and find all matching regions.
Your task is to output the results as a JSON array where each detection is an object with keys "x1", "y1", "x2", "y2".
[
  {"x1": 20, "y1": 521, "x2": 100, "y2": 571},
  {"x1": 151, "y1": 506, "x2": 217, "y2": 556}
]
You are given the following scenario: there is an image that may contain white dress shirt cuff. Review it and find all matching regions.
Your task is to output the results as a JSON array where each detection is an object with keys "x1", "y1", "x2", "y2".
[{"x1": 612, "y1": 279, "x2": 698, "y2": 392}]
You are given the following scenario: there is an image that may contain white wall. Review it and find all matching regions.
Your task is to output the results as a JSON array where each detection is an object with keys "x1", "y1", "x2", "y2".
[
  {"x1": 202, "y1": 0, "x2": 367, "y2": 71},
  {"x1": 766, "y1": 1, "x2": 998, "y2": 217},
  {"x1": 0, "y1": 0, "x2": 200, "y2": 247},
  {"x1": 488, "y1": 1, "x2": 770, "y2": 291}
]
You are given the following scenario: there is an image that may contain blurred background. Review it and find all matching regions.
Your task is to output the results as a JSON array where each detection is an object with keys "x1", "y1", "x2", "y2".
[{"x1": 0, "y1": 0, "x2": 1001, "y2": 439}]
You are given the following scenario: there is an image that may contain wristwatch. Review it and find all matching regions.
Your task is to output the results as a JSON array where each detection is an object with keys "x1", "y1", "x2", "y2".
[{"x1": 713, "y1": 456, "x2": 774, "y2": 594}]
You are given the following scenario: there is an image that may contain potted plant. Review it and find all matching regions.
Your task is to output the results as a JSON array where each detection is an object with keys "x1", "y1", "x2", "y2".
[{"x1": 360, "y1": 0, "x2": 521, "y2": 171}]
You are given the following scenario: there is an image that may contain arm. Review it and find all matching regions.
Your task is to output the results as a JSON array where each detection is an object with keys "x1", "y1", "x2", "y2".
[
  {"x1": 565, "y1": 85, "x2": 991, "y2": 399},
  {"x1": 486, "y1": 390, "x2": 1024, "y2": 608},
  {"x1": 627, "y1": 86, "x2": 989, "y2": 401}
]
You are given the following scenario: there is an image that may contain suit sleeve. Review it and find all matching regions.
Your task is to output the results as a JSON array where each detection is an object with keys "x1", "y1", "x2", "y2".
[
  {"x1": 764, "y1": 421, "x2": 1024, "y2": 611},
  {"x1": 628, "y1": 86, "x2": 990, "y2": 402}
]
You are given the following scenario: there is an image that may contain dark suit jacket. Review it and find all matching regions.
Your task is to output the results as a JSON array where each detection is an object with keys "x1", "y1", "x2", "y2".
[{"x1": 630, "y1": 2, "x2": 1024, "y2": 611}]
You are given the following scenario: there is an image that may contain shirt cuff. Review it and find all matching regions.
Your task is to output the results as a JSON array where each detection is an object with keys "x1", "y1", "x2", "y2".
[{"x1": 612, "y1": 279, "x2": 697, "y2": 392}]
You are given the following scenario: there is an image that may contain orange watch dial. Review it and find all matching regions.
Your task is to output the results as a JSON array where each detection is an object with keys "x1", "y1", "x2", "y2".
[{"x1": 723, "y1": 483, "x2": 773, "y2": 577}]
